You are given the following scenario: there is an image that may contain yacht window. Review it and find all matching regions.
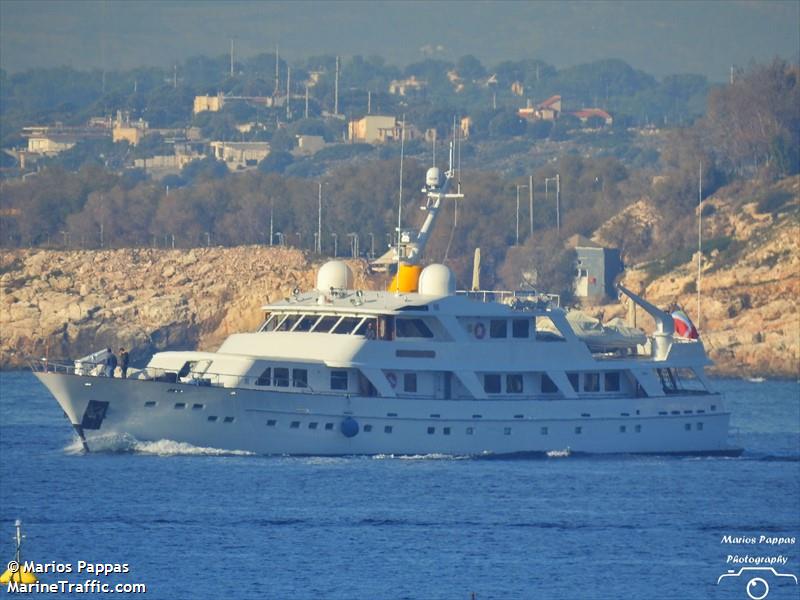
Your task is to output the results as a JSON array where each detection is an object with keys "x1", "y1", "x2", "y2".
[
  {"x1": 490, "y1": 319, "x2": 507, "y2": 338},
  {"x1": 294, "y1": 315, "x2": 320, "y2": 332},
  {"x1": 541, "y1": 374, "x2": 558, "y2": 394},
  {"x1": 331, "y1": 370, "x2": 348, "y2": 391},
  {"x1": 584, "y1": 373, "x2": 600, "y2": 392},
  {"x1": 540, "y1": 426, "x2": 548, "y2": 435},
  {"x1": 313, "y1": 315, "x2": 341, "y2": 333},
  {"x1": 332, "y1": 317, "x2": 361, "y2": 334},
  {"x1": 354, "y1": 318, "x2": 378, "y2": 338},
  {"x1": 309, "y1": 422, "x2": 318, "y2": 429},
  {"x1": 261, "y1": 314, "x2": 279, "y2": 332},
  {"x1": 256, "y1": 367, "x2": 271, "y2": 386},
  {"x1": 325, "y1": 423, "x2": 334, "y2": 430},
  {"x1": 378, "y1": 316, "x2": 395, "y2": 340},
  {"x1": 403, "y1": 373, "x2": 417, "y2": 393},
  {"x1": 384, "y1": 426, "x2": 393, "y2": 434},
  {"x1": 292, "y1": 368, "x2": 308, "y2": 388},
  {"x1": 274, "y1": 367, "x2": 290, "y2": 387},
  {"x1": 267, "y1": 419, "x2": 277, "y2": 426},
  {"x1": 466, "y1": 427, "x2": 474, "y2": 435},
  {"x1": 512, "y1": 319, "x2": 530, "y2": 338},
  {"x1": 363, "y1": 424, "x2": 373, "y2": 432},
  {"x1": 506, "y1": 374, "x2": 524, "y2": 394},
  {"x1": 290, "y1": 421, "x2": 300, "y2": 428},
  {"x1": 574, "y1": 426, "x2": 582, "y2": 434},
  {"x1": 605, "y1": 372, "x2": 621, "y2": 392},
  {"x1": 483, "y1": 374, "x2": 501, "y2": 394},
  {"x1": 443, "y1": 427, "x2": 451, "y2": 435},
  {"x1": 395, "y1": 318, "x2": 434, "y2": 338},
  {"x1": 635, "y1": 424, "x2": 642, "y2": 433},
  {"x1": 276, "y1": 315, "x2": 300, "y2": 332},
  {"x1": 567, "y1": 373, "x2": 580, "y2": 392}
]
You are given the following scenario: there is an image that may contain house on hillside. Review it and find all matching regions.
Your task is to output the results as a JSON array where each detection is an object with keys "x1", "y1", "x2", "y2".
[
  {"x1": 518, "y1": 95, "x2": 562, "y2": 122},
  {"x1": 210, "y1": 141, "x2": 270, "y2": 170},
  {"x1": 572, "y1": 108, "x2": 614, "y2": 126},
  {"x1": 388, "y1": 76, "x2": 427, "y2": 97},
  {"x1": 566, "y1": 234, "x2": 623, "y2": 300},
  {"x1": 348, "y1": 115, "x2": 420, "y2": 144}
]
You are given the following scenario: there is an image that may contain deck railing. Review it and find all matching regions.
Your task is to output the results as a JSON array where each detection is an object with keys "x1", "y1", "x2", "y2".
[{"x1": 457, "y1": 289, "x2": 560, "y2": 308}]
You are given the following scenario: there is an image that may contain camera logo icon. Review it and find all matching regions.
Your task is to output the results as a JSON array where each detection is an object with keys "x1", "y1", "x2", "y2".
[{"x1": 717, "y1": 567, "x2": 798, "y2": 600}]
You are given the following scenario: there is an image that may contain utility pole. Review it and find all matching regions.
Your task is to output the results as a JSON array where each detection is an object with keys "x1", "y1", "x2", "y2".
[
  {"x1": 274, "y1": 44, "x2": 280, "y2": 97},
  {"x1": 305, "y1": 84, "x2": 309, "y2": 119},
  {"x1": 173, "y1": 64, "x2": 177, "y2": 89},
  {"x1": 269, "y1": 197, "x2": 274, "y2": 247},
  {"x1": 286, "y1": 66, "x2": 291, "y2": 120},
  {"x1": 697, "y1": 162, "x2": 703, "y2": 330},
  {"x1": 367, "y1": 90, "x2": 371, "y2": 114},
  {"x1": 528, "y1": 175, "x2": 534, "y2": 237},
  {"x1": 334, "y1": 56, "x2": 340, "y2": 115},
  {"x1": 317, "y1": 182, "x2": 323, "y2": 254},
  {"x1": 556, "y1": 173, "x2": 560, "y2": 232},
  {"x1": 230, "y1": 39, "x2": 234, "y2": 78},
  {"x1": 515, "y1": 184, "x2": 528, "y2": 245}
]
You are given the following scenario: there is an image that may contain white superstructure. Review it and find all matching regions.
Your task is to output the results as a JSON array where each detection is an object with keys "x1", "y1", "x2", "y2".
[{"x1": 33, "y1": 261, "x2": 739, "y2": 457}]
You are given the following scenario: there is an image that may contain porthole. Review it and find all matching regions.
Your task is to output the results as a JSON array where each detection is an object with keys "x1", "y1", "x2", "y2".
[
  {"x1": 384, "y1": 425, "x2": 393, "y2": 434},
  {"x1": 427, "y1": 426, "x2": 435, "y2": 435},
  {"x1": 503, "y1": 427, "x2": 511, "y2": 435},
  {"x1": 540, "y1": 426, "x2": 548, "y2": 435},
  {"x1": 685, "y1": 423, "x2": 692, "y2": 431},
  {"x1": 619, "y1": 425, "x2": 627, "y2": 433},
  {"x1": 443, "y1": 427, "x2": 451, "y2": 435},
  {"x1": 574, "y1": 426, "x2": 582, "y2": 434}
]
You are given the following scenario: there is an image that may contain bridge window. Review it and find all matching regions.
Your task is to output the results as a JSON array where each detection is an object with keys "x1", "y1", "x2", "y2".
[
  {"x1": 567, "y1": 373, "x2": 579, "y2": 392},
  {"x1": 276, "y1": 315, "x2": 300, "y2": 332},
  {"x1": 313, "y1": 315, "x2": 340, "y2": 333},
  {"x1": 396, "y1": 318, "x2": 433, "y2": 338},
  {"x1": 403, "y1": 373, "x2": 417, "y2": 393},
  {"x1": 332, "y1": 317, "x2": 361, "y2": 334},
  {"x1": 490, "y1": 319, "x2": 507, "y2": 338},
  {"x1": 541, "y1": 374, "x2": 558, "y2": 394},
  {"x1": 292, "y1": 368, "x2": 308, "y2": 388},
  {"x1": 274, "y1": 367, "x2": 289, "y2": 387},
  {"x1": 483, "y1": 374, "x2": 501, "y2": 394},
  {"x1": 512, "y1": 319, "x2": 530, "y2": 338},
  {"x1": 584, "y1": 373, "x2": 600, "y2": 392},
  {"x1": 506, "y1": 374, "x2": 523, "y2": 394},
  {"x1": 331, "y1": 370, "x2": 348, "y2": 391},
  {"x1": 294, "y1": 315, "x2": 320, "y2": 332},
  {"x1": 605, "y1": 372, "x2": 621, "y2": 392},
  {"x1": 256, "y1": 367, "x2": 271, "y2": 386}
]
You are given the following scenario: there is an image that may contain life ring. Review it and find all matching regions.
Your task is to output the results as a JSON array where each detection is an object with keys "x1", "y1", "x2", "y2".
[
  {"x1": 386, "y1": 372, "x2": 398, "y2": 388},
  {"x1": 474, "y1": 323, "x2": 486, "y2": 339}
]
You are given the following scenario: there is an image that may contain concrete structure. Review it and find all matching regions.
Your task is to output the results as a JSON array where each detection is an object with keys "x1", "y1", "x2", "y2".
[
  {"x1": 112, "y1": 111, "x2": 149, "y2": 146},
  {"x1": 210, "y1": 141, "x2": 270, "y2": 170},
  {"x1": 567, "y1": 235, "x2": 624, "y2": 300},
  {"x1": 193, "y1": 94, "x2": 225, "y2": 114},
  {"x1": 519, "y1": 95, "x2": 562, "y2": 122},
  {"x1": 348, "y1": 115, "x2": 417, "y2": 144},
  {"x1": 22, "y1": 124, "x2": 110, "y2": 156}
]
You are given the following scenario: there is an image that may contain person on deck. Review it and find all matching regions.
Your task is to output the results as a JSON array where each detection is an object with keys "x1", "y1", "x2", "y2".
[{"x1": 119, "y1": 348, "x2": 129, "y2": 379}]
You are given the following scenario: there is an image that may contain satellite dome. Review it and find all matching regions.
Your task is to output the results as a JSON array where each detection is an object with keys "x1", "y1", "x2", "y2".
[
  {"x1": 426, "y1": 167, "x2": 441, "y2": 188},
  {"x1": 418, "y1": 263, "x2": 456, "y2": 297},
  {"x1": 316, "y1": 260, "x2": 353, "y2": 291}
]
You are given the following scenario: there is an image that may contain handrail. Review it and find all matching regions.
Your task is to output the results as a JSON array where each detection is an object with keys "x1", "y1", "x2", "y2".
[
  {"x1": 30, "y1": 358, "x2": 347, "y2": 397},
  {"x1": 457, "y1": 289, "x2": 560, "y2": 308}
]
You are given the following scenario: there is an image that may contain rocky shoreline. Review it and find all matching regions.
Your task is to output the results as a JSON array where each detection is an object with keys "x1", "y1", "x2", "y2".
[{"x1": 1, "y1": 232, "x2": 797, "y2": 377}]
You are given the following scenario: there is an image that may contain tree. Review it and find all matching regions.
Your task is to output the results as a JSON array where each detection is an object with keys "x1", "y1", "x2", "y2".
[{"x1": 257, "y1": 151, "x2": 294, "y2": 174}]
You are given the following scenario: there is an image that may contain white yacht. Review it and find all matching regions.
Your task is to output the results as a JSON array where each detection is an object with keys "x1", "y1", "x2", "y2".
[
  {"x1": 32, "y1": 160, "x2": 739, "y2": 457},
  {"x1": 33, "y1": 258, "x2": 739, "y2": 456}
]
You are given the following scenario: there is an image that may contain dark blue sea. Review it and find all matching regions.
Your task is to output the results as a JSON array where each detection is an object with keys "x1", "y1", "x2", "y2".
[{"x1": 1, "y1": 372, "x2": 798, "y2": 600}]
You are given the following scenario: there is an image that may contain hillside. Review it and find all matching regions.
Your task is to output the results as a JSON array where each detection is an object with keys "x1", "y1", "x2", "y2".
[{"x1": 594, "y1": 175, "x2": 799, "y2": 377}]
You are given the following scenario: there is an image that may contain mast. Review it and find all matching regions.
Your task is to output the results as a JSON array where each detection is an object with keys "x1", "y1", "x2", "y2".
[{"x1": 697, "y1": 161, "x2": 702, "y2": 330}]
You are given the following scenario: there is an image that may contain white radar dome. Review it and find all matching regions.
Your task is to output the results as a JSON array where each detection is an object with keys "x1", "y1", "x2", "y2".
[
  {"x1": 316, "y1": 260, "x2": 354, "y2": 291},
  {"x1": 418, "y1": 263, "x2": 456, "y2": 297},
  {"x1": 426, "y1": 167, "x2": 441, "y2": 188}
]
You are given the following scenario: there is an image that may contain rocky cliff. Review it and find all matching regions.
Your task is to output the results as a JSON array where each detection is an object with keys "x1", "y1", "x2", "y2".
[
  {"x1": 594, "y1": 175, "x2": 799, "y2": 377},
  {"x1": 0, "y1": 247, "x2": 376, "y2": 369}
]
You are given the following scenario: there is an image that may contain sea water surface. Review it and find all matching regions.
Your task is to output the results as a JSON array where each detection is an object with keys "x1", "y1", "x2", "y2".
[{"x1": 1, "y1": 372, "x2": 798, "y2": 600}]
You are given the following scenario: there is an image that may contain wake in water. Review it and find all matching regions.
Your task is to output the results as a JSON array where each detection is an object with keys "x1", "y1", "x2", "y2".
[{"x1": 64, "y1": 433, "x2": 255, "y2": 457}]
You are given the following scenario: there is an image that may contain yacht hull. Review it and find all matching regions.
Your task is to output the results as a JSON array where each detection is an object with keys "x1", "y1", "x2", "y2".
[{"x1": 35, "y1": 372, "x2": 737, "y2": 456}]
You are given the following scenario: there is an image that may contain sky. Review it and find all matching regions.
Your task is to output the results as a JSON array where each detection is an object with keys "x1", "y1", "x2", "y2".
[{"x1": 1, "y1": 0, "x2": 798, "y2": 80}]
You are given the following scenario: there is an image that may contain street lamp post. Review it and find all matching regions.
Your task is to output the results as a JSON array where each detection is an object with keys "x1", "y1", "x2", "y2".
[
  {"x1": 368, "y1": 233, "x2": 374, "y2": 259},
  {"x1": 317, "y1": 182, "x2": 324, "y2": 254},
  {"x1": 545, "y1": 174, "x2": 561, "y2": 232},
  {"x1": 529, "y1": 175, "x2": 534, "y2": 237},
  {"x1": 332, "y1": 233, "x2": 338, "y2": 257}
]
